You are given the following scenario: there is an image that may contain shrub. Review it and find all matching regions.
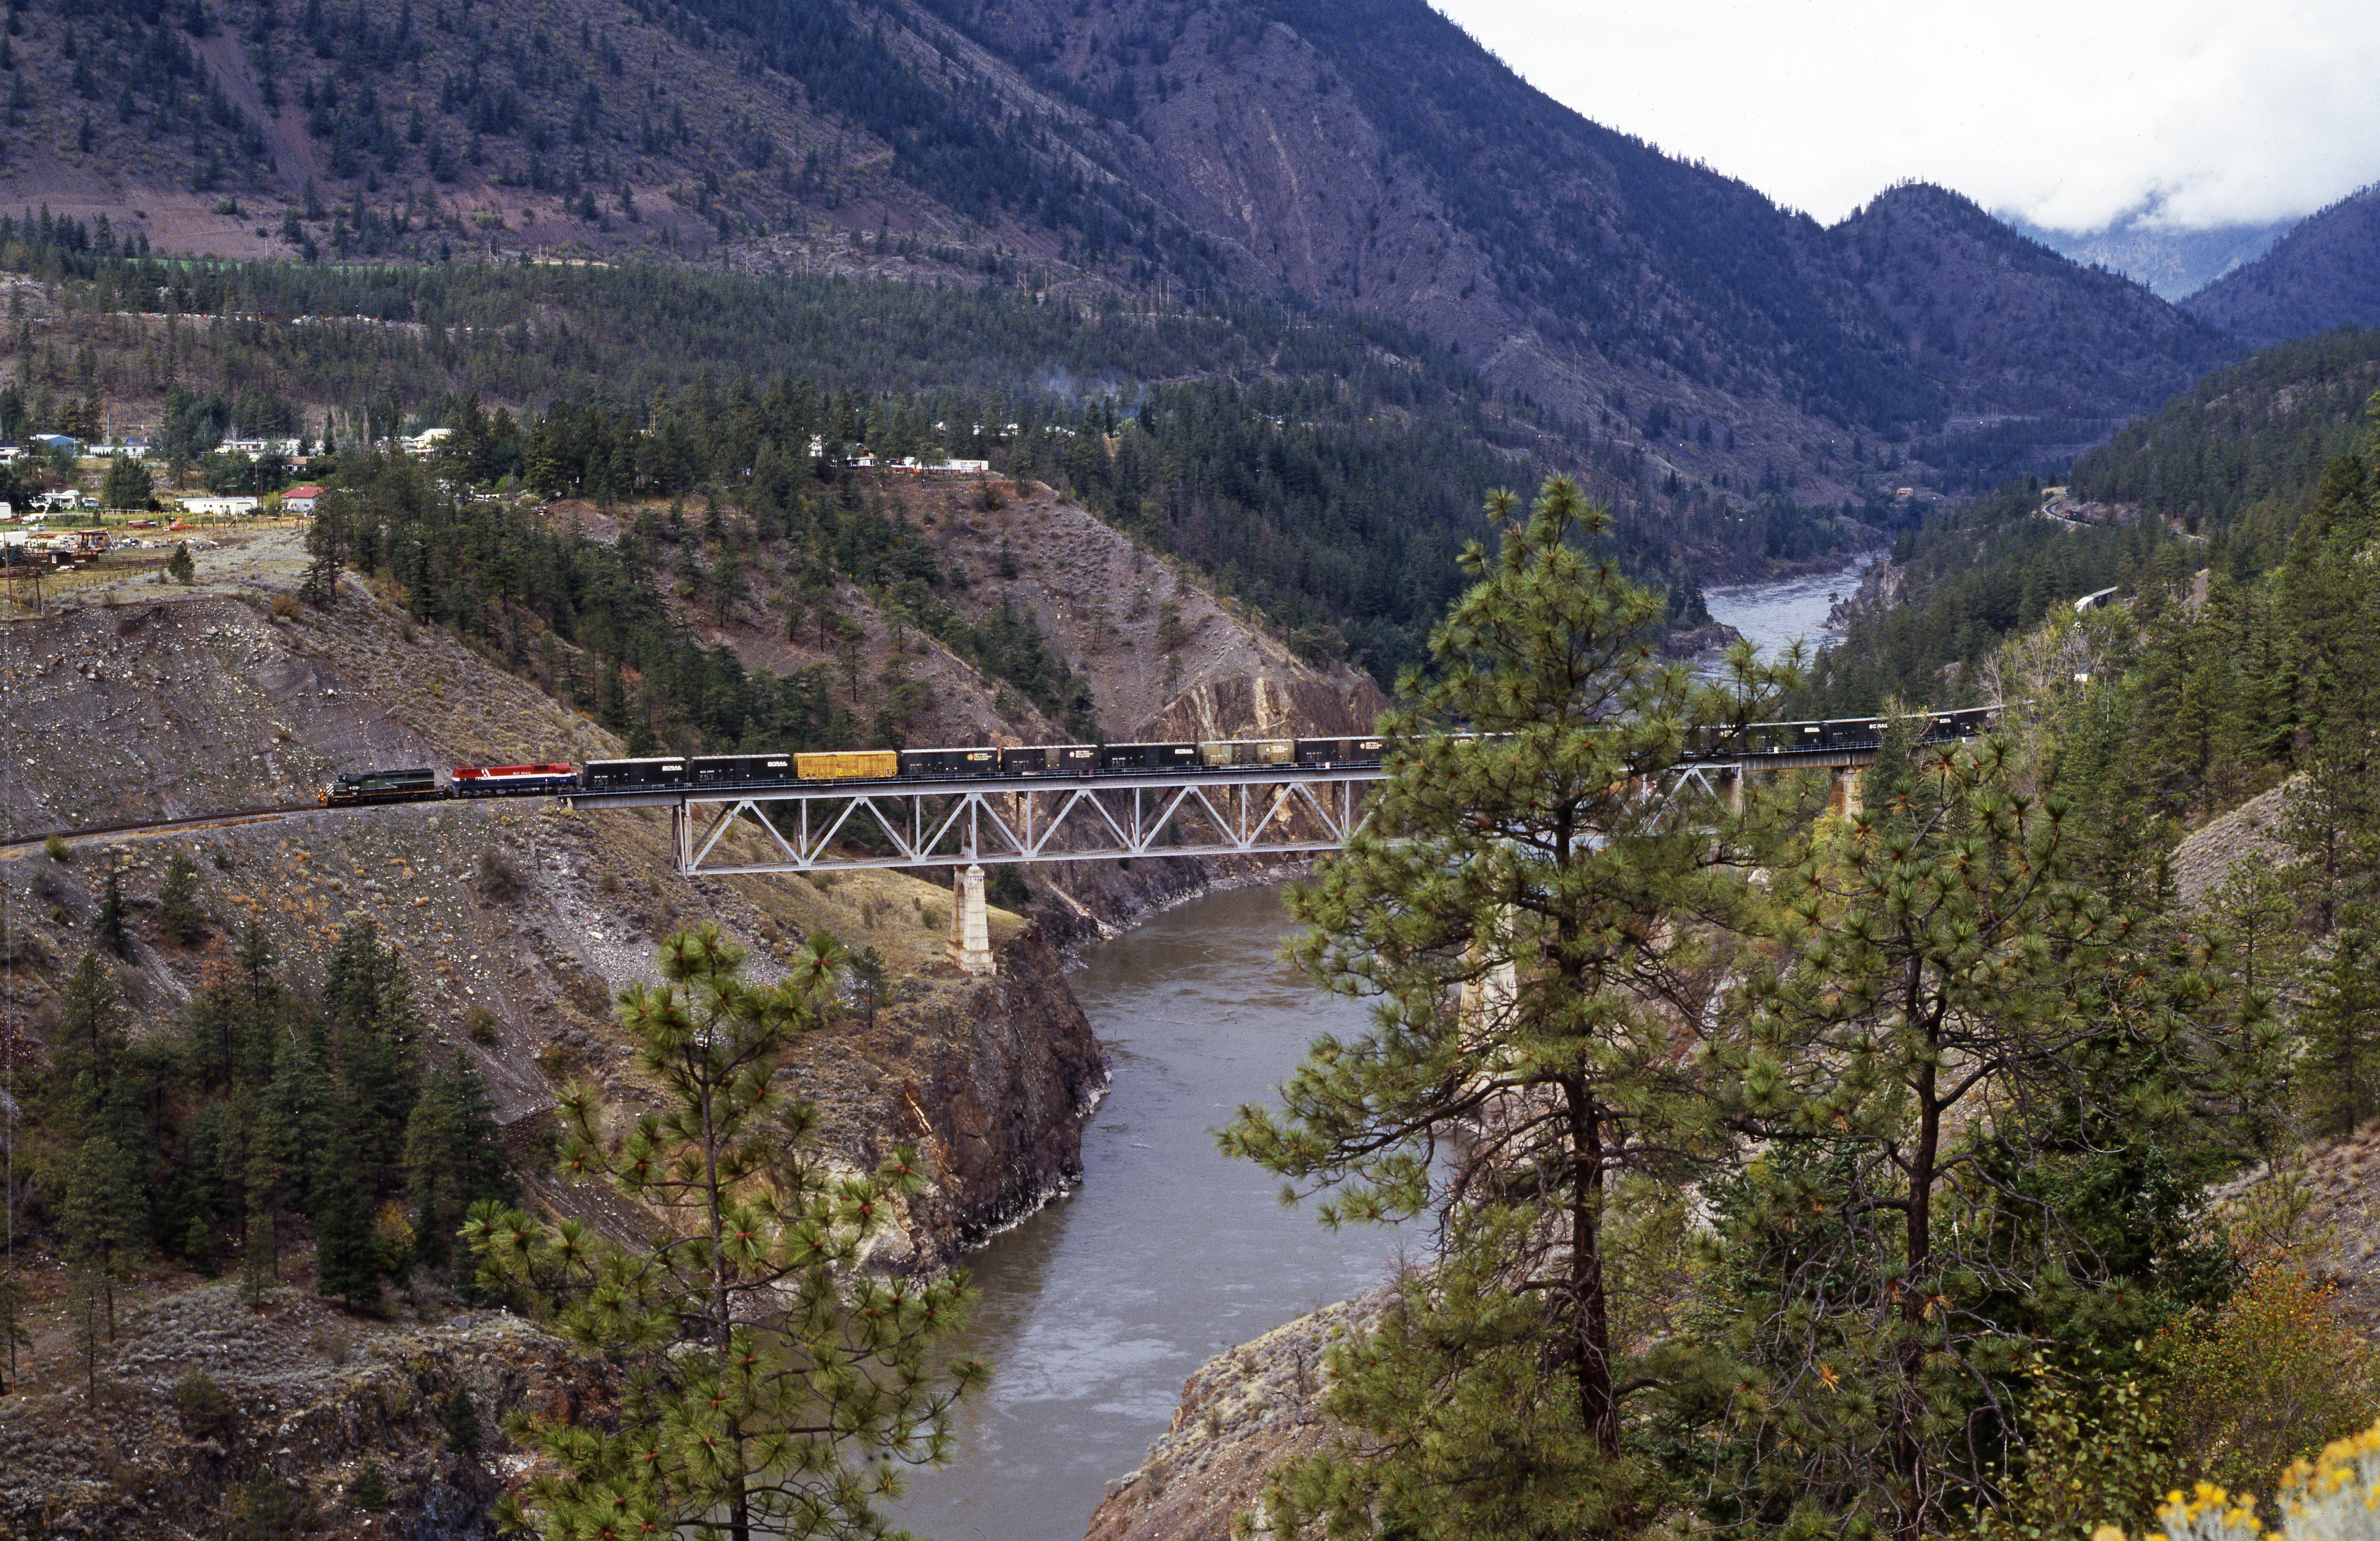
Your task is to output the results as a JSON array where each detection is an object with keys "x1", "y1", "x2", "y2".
[
  {"x1": 441, "y1": 1385, "x2": 480, "y2": 1454},
  {"x1": 1968, "y1": 1356, "x2": 2173, "y2": 1541},
  {"x1": 987, "y1": 865, "x2": 1031, "y2": 910},
  {"x1": 349, "y1": 1458, "x2": 389, "y2": 1512},
  {"x1": 166, "y1": 542, "x2": 195, "y2": 585},
  {"x1": 2119, "y1": 1421, "x2": 2380, "y2": 1540},
  {"x1": 175, "y1": 1369, "x2": 236, "y2": 1441},
  {"x1": 43, "y1": 833, "x2": 68, "y2": 863},
  {"x1": 464, "y1": 1005, "x2": 499, "y2": 1045},
  {"x1": 240, "y1": 1468, "x2": 302, "y2": 1540},
  {"x1": 476, "y1": 847, "x2": 527, "y2": 904},
  {"x1": 2156, "y1": 1263, "x2": 2380, "y2": 1497}
]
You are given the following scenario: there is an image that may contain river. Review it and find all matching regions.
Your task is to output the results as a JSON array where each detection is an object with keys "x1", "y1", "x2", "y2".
[
  {"x1": 886, "y1": 562, "x2": 1862, "y2": 1541},
  {"x1": 1700, "y1": 552, "x2": 1879, "y2": 671},
  {"x1": 886, "y1": 884, "x2": 1403, "y2": 1541}
]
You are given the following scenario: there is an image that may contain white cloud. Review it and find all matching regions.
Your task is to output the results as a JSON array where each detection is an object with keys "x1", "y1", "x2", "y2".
[{"x1": 1432, "y1": 0, "x2": 2380, "y2": 230}]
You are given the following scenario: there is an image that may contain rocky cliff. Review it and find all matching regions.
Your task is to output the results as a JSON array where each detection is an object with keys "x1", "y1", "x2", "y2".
[
  {"x1": 0, "y1": 1283, "x2": 581, "y2": 1541},
  {"x1": 0, "y1": 530, "x2": 1118, "y2": 1531},
  {"x1": 1083, "y1": 1292, "x2": 1385, "y2": 1541}
]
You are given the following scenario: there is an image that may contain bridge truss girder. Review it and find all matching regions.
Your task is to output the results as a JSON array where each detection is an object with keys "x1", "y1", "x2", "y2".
[{"x1": 609, "y1": 767, "x2": 1387, "y2": 876}]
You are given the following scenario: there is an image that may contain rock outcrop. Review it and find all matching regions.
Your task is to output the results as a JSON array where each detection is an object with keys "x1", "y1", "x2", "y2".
[
  {"x1": 0, "y1": 1284, "x2": 582, "y2": 1541},
  {"x1": 1084, "y1": 1292, "x2": 1384, "y2": 1541}
]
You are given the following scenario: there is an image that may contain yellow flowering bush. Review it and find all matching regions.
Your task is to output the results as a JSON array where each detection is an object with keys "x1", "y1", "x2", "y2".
[{"x1": 2092, "y1": 1420, "x2": 2380, "y2": 1540}]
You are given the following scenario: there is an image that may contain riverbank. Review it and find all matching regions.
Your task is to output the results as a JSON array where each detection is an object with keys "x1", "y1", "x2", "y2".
[{"x1": 883, "y1": 884, "x2": 1409, "y2": 1541}]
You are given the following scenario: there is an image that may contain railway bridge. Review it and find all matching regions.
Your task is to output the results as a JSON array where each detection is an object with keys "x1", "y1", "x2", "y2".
[{"x1": 562, "y1": 707, "x2": 1993, "y2": 975}]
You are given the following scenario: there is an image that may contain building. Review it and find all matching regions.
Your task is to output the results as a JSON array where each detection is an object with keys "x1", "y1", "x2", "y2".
[
  {"x1": 282, "y1": 485, "x2": 324, "y2": 514},
  {"x1": 400, "y1": 427, "x2": 454, "y2": 457},
  {"x1": 179, "y1": 496, "x2": 260, "y2": 519}
]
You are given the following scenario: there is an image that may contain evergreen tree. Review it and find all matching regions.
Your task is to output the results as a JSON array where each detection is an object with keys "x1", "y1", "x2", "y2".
[
  {"x1": 1219, "y1": 477, "x2": 1793, "y2": 1540},
  {"x1": 466, "y1": 924, "x2": 982, "y2": 1541},
  {"x1": 322, "y1": 917, "x2": 419, "y2": 1156},
  {"x1": 60, "y1": 1131, "x2": 145, "y2": 1342},
  {"x1": 93, "y1": 863, "x2": 131, "y2": 959},
  {"x1": 2303, "y1": 926, "x2": 2380, "y2": 1139},
  {"x1": 156, "y1": 849, "x2": 205, "y2": 943},
  {"x1": 48, "y1": 951, "x2": 130, "y2": 1139},
  {"x1": 165, "y1": 540, "x2": 195, "y2": 585},
  {"x1": 402, "y1": 1055, "x2": 512, "y2": 1274},
  {"x1": 99, "y1": 454, "x2": 152, "y2": 509},
  {"x1": 1716, "y1": 737, "x2": 2278, "y2": 1540},
  {"x1": 0, "y1": 1271, "x2": 29, "y2": 1395}
]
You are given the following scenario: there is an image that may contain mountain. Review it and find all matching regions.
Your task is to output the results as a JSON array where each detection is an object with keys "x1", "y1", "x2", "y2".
[
  {"x1": 1999, "y1": 209, "x2": 2292, "y2": 301},
  {"x1": 1830, "y1": 185, "x2": 2239, "y2": 428},
  {"x1": 0, "y1": 0, "x2": 2242, "y2": 505},
  {"x1": 2182, "y1": 183, "x2": 2380, "y2": 346}
]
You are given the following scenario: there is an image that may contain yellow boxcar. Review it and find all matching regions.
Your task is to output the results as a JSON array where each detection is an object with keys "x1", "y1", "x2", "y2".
[
  {"x1": 1198, "y1": 739, "x2": 1296, "y2": 767},
  {"x1": 796, "y1": 750, "x2": 900, "y2": 781}
]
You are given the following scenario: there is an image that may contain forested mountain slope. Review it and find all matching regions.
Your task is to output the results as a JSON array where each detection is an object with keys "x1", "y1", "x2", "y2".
[
  {"x1": 0, "y1": 0, "x2": 2240, "y2": 504},
  {"x1": 1796, "y1": 327, "x2": 2380, "y2": 718},
  {"x1": 2184, "y1": 183, "x2": 2380, "y2": 346}
]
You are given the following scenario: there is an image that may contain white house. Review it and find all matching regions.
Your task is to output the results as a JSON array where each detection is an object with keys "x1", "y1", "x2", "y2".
[
  {"x1": 401, "y1": 427, "x2": 454, "y2": 457},
  {"x1": 179, "y1": 496, "x2": 259, "y2": 519},
  {"x1": 282, "y1": 485, "x2": 324, "y2": 514}
]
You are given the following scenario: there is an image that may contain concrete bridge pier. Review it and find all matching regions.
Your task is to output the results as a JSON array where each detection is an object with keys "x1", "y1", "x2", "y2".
[
  {"x1": 948, "y1": 863, "x2": 996, "y2": 976},
  {"x1": 1829, "y1": 766, "x2": 1863, "y2": 819}
]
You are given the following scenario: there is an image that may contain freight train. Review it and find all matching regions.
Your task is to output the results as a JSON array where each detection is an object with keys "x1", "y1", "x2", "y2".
[
  {"x1": 320, "y1": 738, "x2": 1391, "y2": 805},
  {"x1": 317, "y1": 708, "x2": 1996, "y2": 809}
]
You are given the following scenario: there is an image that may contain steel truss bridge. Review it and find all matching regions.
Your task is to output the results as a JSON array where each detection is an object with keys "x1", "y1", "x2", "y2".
[
  {"x1": 564, "y1": 709, "x2": 1993, "y2": 878},
  {"x1": 572, "y1": 765, "x2": 1383, "y2": 877}
]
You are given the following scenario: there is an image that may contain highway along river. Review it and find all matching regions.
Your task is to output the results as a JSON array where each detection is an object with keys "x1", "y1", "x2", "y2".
[
  {"x1": 885, "y1": 883, "x2": 1404, "y2": 1541},
  {"x1": 886, "y1": 562, "x2": 1869, "y2": 1540}
]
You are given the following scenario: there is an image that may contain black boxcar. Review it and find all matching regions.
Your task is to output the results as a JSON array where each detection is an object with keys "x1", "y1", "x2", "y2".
[
  {"x1": 1098, "y1": 741, "x2": 1200, "y2": 773},
  {"x1": 1294, "y1": 737, "x2": 1388, "y2": 767},
  {"x1": 581, "y1": 757, "x2": 691, "y2": 791},
  {"x1": 1000, "y1": 745, "x2": 1098, "y2": 776},
  {"x1": 901, "y1": 747, "x2": 1001, "y2": 778},
  {"x1": 691, "y1": 754, "x2": 795, "y2": 788}
]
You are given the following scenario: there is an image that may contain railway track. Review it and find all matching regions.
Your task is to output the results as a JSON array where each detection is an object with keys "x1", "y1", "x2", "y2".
[{"x1": 0, "y1": 801, "x2": 328, "y2": 857}]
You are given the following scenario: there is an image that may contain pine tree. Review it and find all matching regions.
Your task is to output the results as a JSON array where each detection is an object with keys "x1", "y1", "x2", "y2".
[
  {"x1": 466, "y1": 924, "x2": 982, "y2": 1541},
  {"x1": 1718, "y1": 736, "x2": 2278, "y2": 1540},
  {"x1": 402, "y1": 1056, "x2": 512, "y2": 1274},
  {"x1": 2303, "y1": 926, "x2": 2380, "y2": 1139},
  {"x1": 165, "y1": 540, "x2": 194, "y2": 584},
  {"x1": 1219, "y1": 477, "x2": 1793, "y2": 1540},
  {"x1": 48, "y1": 951, "x2": 130, "y2": 1139},
  {"x1": 61, "y1": 1131, "x2": 145, "y2": 1343},
  {"x1": 311, "y1": 1114, "x2": 382, "y2": 1309},
  {"x1": 156, "y1": 849, "x2": 205, "y2": 943},
  {"x1": 93, "y1": 864, "x2": 131, "y2": 959}
]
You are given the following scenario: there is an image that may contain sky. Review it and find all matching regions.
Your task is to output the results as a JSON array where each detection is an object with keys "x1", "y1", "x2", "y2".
[{"x1": 1429, "y1": 0, "x2": 2380, "y2": 233}]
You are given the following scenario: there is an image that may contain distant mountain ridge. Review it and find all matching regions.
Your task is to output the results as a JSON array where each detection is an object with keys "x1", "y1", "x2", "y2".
[
  {"x1": 0, "y1": 0, "x2": 2246, "y2": 499},
  {"x1": 1999, "y1": 209, "x2": 2292, "y2": 302},
  {"x1": 2181, "y1": 183, "x2": 2380, "y2": 348}
]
